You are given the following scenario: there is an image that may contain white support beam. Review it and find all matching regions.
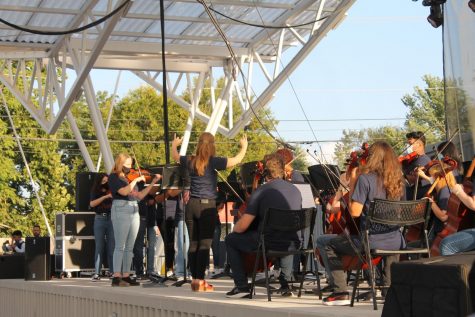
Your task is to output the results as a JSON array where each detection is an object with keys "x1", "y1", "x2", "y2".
[
  {"x1": 205, "y1": 73, "x2": 234, "y2": 135},
  {"x1": 229, "y1": 0, "x2": 355, "y2": 137},
  {"x1": 48, "y1": 0, "x2": 128, "y2": 134}
]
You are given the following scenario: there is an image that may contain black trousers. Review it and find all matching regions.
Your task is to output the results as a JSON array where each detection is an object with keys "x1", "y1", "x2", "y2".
[{"x1": 185, "y1": 198, "x2": 217, "y2": 279}]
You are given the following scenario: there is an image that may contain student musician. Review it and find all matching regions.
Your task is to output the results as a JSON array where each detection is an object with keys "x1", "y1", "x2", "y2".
[
  {"x1": 275, "y1": 148, "x2": 305, "y2": 183},
  {"x1": 108, "y1": 153, "x2": 161, "y2": 287},
  {"x1": 403, "y1": 131, "x2": 431, "y2": 199},
  {"x1": 2, "y1": 230, "x2": 25, "y2": 253},
  {"x1": 225, "y1": 153, "x2": 303, "y2": 298},
  {"x1": 323, "y1": 141, "x2": 405, "y2": 306},
  {"x1": 89, "y1": 173, "x2": 114, "y2": 281},
  {"x1": 172, "y1": 132, "x2": 248, "y2": 292}
]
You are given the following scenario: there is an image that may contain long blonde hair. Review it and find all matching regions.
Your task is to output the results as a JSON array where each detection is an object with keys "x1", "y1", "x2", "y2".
[
  {"x1": 359, "y1": 141, "x2": 404, "y2": 200},
  {"x1": 191, "y1": 132, "x2": 216, "y2": 176},
  {"x1": 111, "y1": 153, "x2": 131, "y2": 177}
]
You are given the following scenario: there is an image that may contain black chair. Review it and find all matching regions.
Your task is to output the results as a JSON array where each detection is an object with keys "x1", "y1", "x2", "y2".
[
  {"x1": 350, "y1": 198, "x2": 432, "y2": 310},
  {"x1": 249, "y1": 207, "x2": 319, "y2": 301}
]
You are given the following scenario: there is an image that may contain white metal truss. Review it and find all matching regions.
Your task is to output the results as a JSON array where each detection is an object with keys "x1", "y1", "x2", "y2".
[{"x1": 0, "y1": 0, "x2": 355, "y2": 168}]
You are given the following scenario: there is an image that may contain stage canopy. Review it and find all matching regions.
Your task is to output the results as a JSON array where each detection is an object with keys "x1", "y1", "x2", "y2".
[{"x1": 0, "y1": 0, "x2": 355, "y2": 171}]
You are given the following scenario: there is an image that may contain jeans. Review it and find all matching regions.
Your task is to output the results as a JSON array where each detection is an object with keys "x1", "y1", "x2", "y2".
[
  {"x1": 93, "y1": 214, "x2": 115, "y2": 274},
  {"x1": 132, "y1": 216, "x2": 157, "y2": 274},
  {"x1": 112, "y1": 200, "x2": 139, "y2": 275},
  {"x1": 225, "y1": 231, "x2": 293, "y2": 289},
  {"x1": 325, "y1": 235, "x2": 399, "y2": 293},
  {"x1": 440, "y1": 228, "x2": 475, "y2": 255},
  {"x1": 174, "y1": 220, "x2": 189, "y2": 277},
  {"x1": 316, "y1": 234, "x2": 338, "y2": 286}
]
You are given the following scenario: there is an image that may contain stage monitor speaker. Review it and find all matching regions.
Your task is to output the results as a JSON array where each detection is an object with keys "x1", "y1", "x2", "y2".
[
  {"x1": 0, "y1": 254, "x2": 24, "y2": 279},
  {"x1": 75, "y1": 172, "x2": 99, "y2": 211},
  {"x1": 25, "y1": 237, "x2": 50, "y2": 281},
  {"x1": 383, "y1": 252, "x2": 475, "y2": 317},
  {"x1": 307, "y1": 164, "x2": 340, "y2": 191}
]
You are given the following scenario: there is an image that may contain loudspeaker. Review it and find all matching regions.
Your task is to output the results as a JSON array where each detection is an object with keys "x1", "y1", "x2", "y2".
[
  {"x1": 0, "y1": 254, "x2": 24, "y2": 279},
  {"x1": 383, "y1": 252, "x2": 475, "y2": 317},
  {"x1": 55, "y1": 212, "x2": 95, "y2": 272},
  {"x1": 75, "y1": 172, "x2": 99, "y2": 211},
  {"x1": 25, "y1": 237, "x2": 50, "y2": 280},
  {"x1": 307, "y1": 164, "x2": 340, "y2": 191}
]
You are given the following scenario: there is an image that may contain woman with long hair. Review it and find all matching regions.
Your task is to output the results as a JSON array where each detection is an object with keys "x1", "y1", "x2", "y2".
[
  {"x1": 172, "y1": 132, "x2": 248, "y2": 292},
  {"x1": 323, "y1": 141, "x2": 405, "y2": 306},
  {"x1": 108, "y1": 153, "x2": 161, "y2": 287},
  {"x1": 89, "y1": 173, "x2": 114, "y2": 281}
]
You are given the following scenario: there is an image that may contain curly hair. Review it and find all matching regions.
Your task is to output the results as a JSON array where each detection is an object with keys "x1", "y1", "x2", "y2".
[
  {"x1": 263, "y1": 153, "x2": 285, "y2": 180},
  {"x1": 359, "y1": 141, "x2": 404, "y2": 200}
]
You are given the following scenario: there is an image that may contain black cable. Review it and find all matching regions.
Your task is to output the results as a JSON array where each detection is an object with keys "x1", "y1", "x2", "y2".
[
  {"x1": 207, "y1": 5, "x2": 329, "y2": 29},
  {"x1": 0, "y1": 0, "x2": 130, "y2": 36}
]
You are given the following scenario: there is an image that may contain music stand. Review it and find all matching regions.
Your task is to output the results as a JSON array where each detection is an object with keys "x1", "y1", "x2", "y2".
[
  {"x1": 159, "y1": 165, "x2": 191, "y2": 287},
  {"x1": 211, "y1": 181, "x2": 244, "y2": 279}
]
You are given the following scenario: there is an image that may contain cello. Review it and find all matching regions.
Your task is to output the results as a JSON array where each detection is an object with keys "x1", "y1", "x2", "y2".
[{"x1": 430, "y1": 157, "x2": 475, "y2": 256}]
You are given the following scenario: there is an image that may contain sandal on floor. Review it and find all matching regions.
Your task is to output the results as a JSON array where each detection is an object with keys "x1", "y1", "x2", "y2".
[{"x1": 197, "y1": 280, "x2": 214, "y2": 292}]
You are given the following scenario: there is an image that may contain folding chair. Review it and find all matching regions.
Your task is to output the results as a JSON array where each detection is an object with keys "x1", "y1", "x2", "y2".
[
  {"x1": 350, "y1": 198, "x2": 432, "y2": 310},
  {"x1": 249, "y1": 207, "x2": 319, "y2": 301}
]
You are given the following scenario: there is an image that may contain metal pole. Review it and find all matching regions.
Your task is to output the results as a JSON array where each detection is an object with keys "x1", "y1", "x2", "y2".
[{"x1": 160, "y1": 0, "x2": 170, "y2": 164}]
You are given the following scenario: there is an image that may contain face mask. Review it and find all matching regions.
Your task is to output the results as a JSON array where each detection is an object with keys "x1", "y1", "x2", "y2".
[
  {"x1": 101, "y1": 183, "x2": 109, "y2": 190},
  {"x1": 437, "y1": 153, "x2": 444, "y2": 160},
  {"x1": 403, "y1": 145, "x2": 414, "y2": 156},
  {"x1": 122, "y1": 166, "x2": 131, "y2": 175}
]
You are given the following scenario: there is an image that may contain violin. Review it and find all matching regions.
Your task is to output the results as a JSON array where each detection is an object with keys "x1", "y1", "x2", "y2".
[
  {"x1": 345, "y1": 142, "x2": 369, "y2": 174},
  {"x1": 430, "y1": 156, "x2": 475, "y2": 256},
  {"x1": 126, "y1": 168, "x2": 153, "y2": 184},
  {"x1": 276, "y1": 148, "x2": 294, "y2": 181},
  {"x1": 399, "y1": 151, "x2": 419, "y2": 164}
]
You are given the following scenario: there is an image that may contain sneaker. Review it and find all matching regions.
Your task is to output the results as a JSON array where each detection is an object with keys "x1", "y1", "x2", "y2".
[
  {"x1": 111, "y1": 277, "x2": 129, "y2": 287},
  {"x1": 322, "y1": 292, "x2": 351, "y2": 306},
  {"x1": 319, "y1": 284, "x2": 335, "y2": 294},
  {"x1": 122, "y1": 276, "x2": 140, "y2": 286},
  {"x1": 226, "y1": 286, "x2": 251, "y2": 298},
  {"x1": 91, "y1": 274, "x2": 101, "y2": 282},
  {"x1": 280, "y1": 288, "x2": 294, "y2": 297}
]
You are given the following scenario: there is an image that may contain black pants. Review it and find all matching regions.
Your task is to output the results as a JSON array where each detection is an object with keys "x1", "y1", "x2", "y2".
[{"x1": 185, "y1": 198, "x2": 217, "y2": 279}]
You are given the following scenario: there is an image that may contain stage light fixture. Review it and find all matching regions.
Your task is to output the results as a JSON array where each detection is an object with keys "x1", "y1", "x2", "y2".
[
  {"x1": 422, "y1": 0, "x2": 446, "y2": 6},
  {"x1": 469, "y1": 0, "x2": 475, "y2": 12},
  {"x1": 427, "y1": 5, "x2": 443, "y2": 28}
]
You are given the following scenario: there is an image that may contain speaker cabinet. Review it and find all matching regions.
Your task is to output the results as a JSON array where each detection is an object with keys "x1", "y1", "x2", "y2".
[
  {"x1": 383, "y1": 252, "x2": 475, "y2": 317},
  {"x1": 25, "y1": 237, "x2": 50, "y2": 280},
  {"x1": 0, "y1": 254, "x2": 24, "y2": 279},
  {"x1": 55, "y1": 212, "x2": 95, "y2": 273},
  {"x1": 75, "y1": 172, "x2": 99, "y2": 211}
]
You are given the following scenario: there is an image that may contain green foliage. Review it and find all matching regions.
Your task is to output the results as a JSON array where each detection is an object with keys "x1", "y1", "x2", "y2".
[{"x1": 334, "y1": 75, "x2": 446, "y2": 169}]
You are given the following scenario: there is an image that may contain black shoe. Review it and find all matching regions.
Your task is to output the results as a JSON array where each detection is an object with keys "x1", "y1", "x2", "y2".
[
  {"x1": 280, "y1": 288, "x2": 294, "y2": 297},
  {"x1": 122, "y1": 276, "x2": 140, "y2": 286},
  {"x1": 111, "y1": 277, "x2": 129, "y2": 287},
  {"x1": 322, "y1": 292, "x2": 350, "y2": 306},
  {"x1": 226, "y1": 286, "x2": 250, "y2": 298}
]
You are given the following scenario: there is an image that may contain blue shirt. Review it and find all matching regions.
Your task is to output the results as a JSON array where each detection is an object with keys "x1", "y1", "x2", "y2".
[
  {"x1": 246, "y1": 179, "x2": 302, "y2": 250},
  {"x1": 180, "y1": 156, "x2": 227, "y2": 199}
]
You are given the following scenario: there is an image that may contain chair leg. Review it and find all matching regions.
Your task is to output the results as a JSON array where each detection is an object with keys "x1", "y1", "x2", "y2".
[
  {"x1": 313, "y1": 252, "x2": 322, "y2": 300},
  {"x1": 350, "y1": 268, "x2": 360, "y2": 307},
  {"x1": 249, "y1": 246, "x2": 262, "y2": 299},
  {"x1": 262, "y1": 249, "x2": 271, "y2": 301},
  {"x1": 366, "y1": 257, "x2": 378, "y2": 310},
  {"x1": 298, "y1": 253, "x2": 308, "y2": 298}
]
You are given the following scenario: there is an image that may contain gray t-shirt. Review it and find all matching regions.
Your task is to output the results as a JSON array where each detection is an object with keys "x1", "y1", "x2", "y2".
[
  {"x1": 180, "y1": 156, "x2": 227, "y2": 199},
  {"x1": 246, "y1": 179, "x2": 302, "y2": 250},
  {"x1": 352, "y1": 172, "x2": 403, "y2": 250}
]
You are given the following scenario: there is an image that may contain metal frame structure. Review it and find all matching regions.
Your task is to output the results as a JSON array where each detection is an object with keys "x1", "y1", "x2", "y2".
[{"x1": 0, "y1": 0, "x2": 355, "y2": 171}]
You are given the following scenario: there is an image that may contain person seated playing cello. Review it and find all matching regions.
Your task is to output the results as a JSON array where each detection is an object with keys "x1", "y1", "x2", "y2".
[
  {"x1": 224, "y1": 153, "x2": 303, "y2": 298},
  {"x1": 323, "y1": 141, "x2": 405, "y2": 306}
]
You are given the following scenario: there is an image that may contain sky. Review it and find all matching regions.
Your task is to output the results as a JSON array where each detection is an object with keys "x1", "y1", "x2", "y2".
[{"x1": 89, "y1": 0, "x2": 443, "y2": 163}]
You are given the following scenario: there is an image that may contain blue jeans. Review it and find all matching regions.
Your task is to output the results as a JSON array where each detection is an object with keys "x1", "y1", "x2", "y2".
[
  {"x1": 93, "y1": 214, "x2": 115, "y2": 274},
  {"x1": 316, "y1": 234, "x2": 338, "y2": 286},
  {"x1": 174, "y1": 220, "x2": 189, "y2": 277},
  {"x1": 440, "y1": 228, "x2": 475, "y2": 255},
  {"x1": 112, "y1": 200, "x2": 139, "y2": 275}
]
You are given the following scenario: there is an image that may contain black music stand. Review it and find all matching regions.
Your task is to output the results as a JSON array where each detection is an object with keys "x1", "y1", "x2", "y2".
[
  {"x1": 147, "y1": 165, "x2": 190, "y2": 287},
  {"x1": 211, "y1": 181, "x2": 244, "y2": 279},
  {"x1": 159, "y1": 165, "x2": 191, "y2": 287}
]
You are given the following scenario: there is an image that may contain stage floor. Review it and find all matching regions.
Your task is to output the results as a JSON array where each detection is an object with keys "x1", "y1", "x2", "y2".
[{"x1": 0, "y1": 276, "x2": 384, "y2": 317}]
